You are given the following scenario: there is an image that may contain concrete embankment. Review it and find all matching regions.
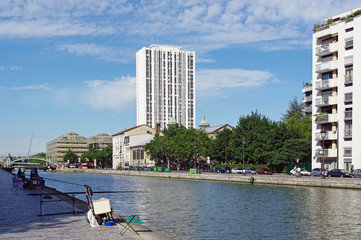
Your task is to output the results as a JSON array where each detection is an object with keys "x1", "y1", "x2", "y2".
[
  {"x1": 0, "y1": 169, "x2": 173, "y2": 240},
  {"x1": 60, "y1": 168, "x2": 361, "y2": 190}
]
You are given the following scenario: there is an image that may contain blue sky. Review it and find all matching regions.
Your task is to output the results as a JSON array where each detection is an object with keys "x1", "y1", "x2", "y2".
[{"x1": 1, "y1": 0, "x2": 360, "y2": 156}]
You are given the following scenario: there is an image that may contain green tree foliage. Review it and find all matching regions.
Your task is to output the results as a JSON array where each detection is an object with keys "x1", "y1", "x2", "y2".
[
  {"x1": 210, "y1": 128, "x2": 232, "y2": 164},
  {"x1": 29, "y1": 152, "x2": 47, "y2": 166},
  {"x1": 281, "y1": 97, "x2": 304, "y2": 121},
  {"x1": 231, "y1": 111, "x2": 278, "y2": 165},
  {"x1": 63, "y1": 149, "x2": 78, "y2": 165},
  {"x1": 82, "y1": 144, "x2": 112, "y2": 168},
  {"x1": 32, "y1": 152, "x2": 46, "y2": 159},
  {"x1": 144, "y1": 124, "x2": 210, "y2": 169}
]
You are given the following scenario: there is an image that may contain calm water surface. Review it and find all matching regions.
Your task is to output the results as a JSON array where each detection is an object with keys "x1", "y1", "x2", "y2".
[{"x1": 39, "y1": 172, "x2": 361, "y2": 240}]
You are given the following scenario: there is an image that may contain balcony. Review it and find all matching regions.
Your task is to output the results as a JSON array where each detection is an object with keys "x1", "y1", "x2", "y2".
[
  {"x1": 302, "y1": 84, "x2": 312, "y2": 93},
  {"x1": 316, "y1": 60, "x2": 338, "y2": 73},
  {"x1": 345, "y1": 56, "x2": 353, "y2": 66},
  {"x1": 315, "y1": 114, "x2": 328, "y2": 123},
  {"x1": 315, "y1": 78, "x2": 338, "y2": 90},
  {"x1": 316, "y1": 42, "x2": 338, "y2": 56},
  {"x1": 314, "y1": 113, "x2": 338, "y2": 123},
  {"x1": 303, "y1": 106, "x2": 312, "y2": 114},
  {"x1": 302, "y1": 96, "x2": 312, "y2": 103},
  {"x1": 315, "y1": 95, "x2": 337, "y2": 107},
  {"x1": 315, "y1": 130, "x2": 337, "y2": 140},
  {"x1": 345, "y1": 111, "x2": 352, "y2": 120},
  {"x1": 315, "y1": 148, "x2": 337, "y2": 158}
]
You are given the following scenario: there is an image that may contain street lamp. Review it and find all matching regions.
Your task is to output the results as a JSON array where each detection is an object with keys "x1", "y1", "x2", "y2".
[
  {"x1": 161, "y1": 146, "x2": 164, "y2": 168},
  {"x1": 320, "y1": 127, "x2": 326, "y2": 179},
  {"x1": 225, "y1": 135, "x2": 227, "y2": 165},
  {"x1": 194, "y1": 143, "x2": 197, "y2": 172},
  {"x1": 242, "y1": 136, "x2": 245, "y2": 175}
]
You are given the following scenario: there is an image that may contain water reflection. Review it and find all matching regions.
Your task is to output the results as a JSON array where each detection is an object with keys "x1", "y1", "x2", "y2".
[{"x1": 40, "y1": 172, "x2": 361, "y2": 240}]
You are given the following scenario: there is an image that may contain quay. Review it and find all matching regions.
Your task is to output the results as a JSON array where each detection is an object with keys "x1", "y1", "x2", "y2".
[
  {"x1": 0, "y1": 169, "x2": 173, "y2": 240},
  {"x1": 61, "y1": 168, "x2": 361, "y2": 190}
]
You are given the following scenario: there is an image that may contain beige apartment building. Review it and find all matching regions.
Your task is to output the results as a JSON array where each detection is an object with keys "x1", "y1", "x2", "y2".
[
  {"x1": 46, "y1": 132, "x2": 111, "y2": 166},
  {"x1": 112, "y1": 125, "x2": 158, "y2": 169},
  {"x1": 311, "y1": 7, "x2": 361, "y2": 171},
  {"x1": 87, "y1": 133, "x2": 112, "y2": 150}
]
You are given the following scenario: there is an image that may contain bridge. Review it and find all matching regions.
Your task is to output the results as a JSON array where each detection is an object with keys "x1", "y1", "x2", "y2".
[{"x1": 8, "y1": 157, "x2": 58, "y2": 168}]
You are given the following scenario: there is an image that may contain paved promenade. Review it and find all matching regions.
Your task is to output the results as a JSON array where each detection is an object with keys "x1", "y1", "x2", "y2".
[
  {"x1": 62, "y1": 168, "x2": 361, "y2": 190},
  {"x1": 0, "y1": 169, "x2": 173, "y2": 240}
]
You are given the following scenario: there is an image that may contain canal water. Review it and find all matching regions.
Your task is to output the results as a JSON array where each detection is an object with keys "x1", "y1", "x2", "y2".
[{"x1": 39, "y1": 171, "x2": 361, "y2": 240}]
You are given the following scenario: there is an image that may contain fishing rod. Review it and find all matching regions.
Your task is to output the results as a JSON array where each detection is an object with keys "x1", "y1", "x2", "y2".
[{"x1": 28, "y1": 190, "x2": 140, "y2": 196}]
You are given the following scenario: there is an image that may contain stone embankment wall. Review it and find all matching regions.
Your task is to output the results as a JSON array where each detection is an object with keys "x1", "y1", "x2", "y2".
[{"x1": 60, "y1": 169, "x2": 361, "y2": 190}]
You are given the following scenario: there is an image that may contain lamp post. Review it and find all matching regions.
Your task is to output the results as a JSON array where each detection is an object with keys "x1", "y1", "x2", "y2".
[
  {"x1": 194, "y1": 143, "x2": 197, "y2": 172},
  {"x1": 242, "y1": 136, "x2": 245, "y2": 176},
  {"x1": 225, "y1": 135, "x2": 227, "y2": 165},
  {"x1": 321, "y1": 127, "x2": 326, "y2": 179},
  {"x1": 161, "y1": 146, "x2": 164, "y2": 168}
]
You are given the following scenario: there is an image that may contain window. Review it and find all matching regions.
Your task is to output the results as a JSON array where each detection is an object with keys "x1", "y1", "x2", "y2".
[
  {"x1": 345, "y1": 92, "x2": 352, "y2": 102},
  {"x1": 346, "y1": 27, "x2": 353, "y2": 32},
  {"x1": 124, "y1": 136, "x2": 129, "y2": 144},
  {"x1": 322, "y1": 72, "x2": 333, "y2": 80},
  {"x1": 345, "y1": 68, "x2": 353, "y2": 83},
  {"x1": 345, "y1": 123, "x2": 352, "y2": 138}
]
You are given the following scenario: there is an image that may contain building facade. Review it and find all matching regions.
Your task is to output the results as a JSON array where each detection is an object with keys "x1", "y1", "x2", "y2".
[
  {"x1": 136, "y1": 44, "x2": 196, "y2": 130},
  {"x1": 46, "y1": 132, "x2": 88, "y2": 166},
  {"x1": 112, "y1": 125, "x2": 158, "y2": 169},
  {"x1": 312, "y1": 7, "x2": 361, "y2": 171},
  {"x1": 302, "y1": 81, "x2": 313, "y2": 115},
  {"x1": 198, "y1": 117, "x2": 233, "y2": 139},
  {"x1": 87, "y1": 133, "x2": 112, "y2": 150}
]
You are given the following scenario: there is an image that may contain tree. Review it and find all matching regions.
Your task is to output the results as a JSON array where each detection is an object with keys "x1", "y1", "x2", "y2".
[
  {"x1": 232, "y1": 111, "x2": 278, "y2": 165},
  {"x1": 63, "y1": 149, "x2": 78, "y2": 165},
  {"x1": 209, "y1": 128, "x2": 233, "y2": 164},
  {"x1": 144, "y1": 124, "x2": 211, "y2": 169},
  {"x1": 281, "y1": 97, "x2": 304, "y2": 121}
]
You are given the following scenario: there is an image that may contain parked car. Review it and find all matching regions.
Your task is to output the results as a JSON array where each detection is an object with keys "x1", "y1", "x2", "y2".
[
  {"x1": 290, "y1": 168, "x2": 311, "y2": 176},
  {"x1": 212, "y1": 167, "x2": 220, "y2": 173},
  {"x1": 239, "y1": 167, "x2": 254, "y2": 174},
  {"x1": 326, "y1": 169, "x2": 352, "y2": 178},
  {"x1": 256, "y1": 168, "x2": 273, "y2": 175},
  {"x1": 311, "y1": 168, "x2": 326, "y2": 177},
  {"x1": 69, "y1": 164, "x2": 77, "y2": 168},
  {"x1": 352, "y1": 169, "x2": 361, "y2": 178},
  {"x1": 250, "y1": 168, "x2": 257, "y2": 174},
  {"x1": 220, "y1": 167, "x2": 230, "y2": 173},
  {"x1": 81, "y1": 163, "x2": 88, "y2": 169},
  {"x1": 231, "y1": 168, "x2": 240, "y2": 174}
]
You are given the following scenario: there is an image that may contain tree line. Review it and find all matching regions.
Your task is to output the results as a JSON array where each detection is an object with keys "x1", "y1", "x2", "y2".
[
  {"x1": 61, "y1": 97, "x2": 310, "y2": 172},
  {"x1": 144, "y1": 97, "x2": 311, "y2": 172},
  {"x1": 63, "y1": 144, "x2": 112, "y2": 168}
]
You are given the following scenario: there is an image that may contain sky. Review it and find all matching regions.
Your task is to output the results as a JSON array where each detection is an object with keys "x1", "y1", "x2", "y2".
[{"x1": 1, "y1": 0, "x2": 360, "y2": 156}]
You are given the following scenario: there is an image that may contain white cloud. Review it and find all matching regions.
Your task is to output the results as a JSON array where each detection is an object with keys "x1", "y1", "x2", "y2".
[
  {"x1": 0, "y1": 65, "x2": 23, "y2": 70},
  {"x1": 56, "y1": 44, "x2": 132, "y2": 62},
  {"x1": 197, "y1": 68, "x2": 278, "y2": 96},
  {"x1": 0, "y1": 84, "x2": 52, "y2": 91},
  {"x1": 81, "y1": 76, "x2": 136, "y2": 112},
  {"x1": 1, "y1": 0, "x2": 360, "y2": 56}
]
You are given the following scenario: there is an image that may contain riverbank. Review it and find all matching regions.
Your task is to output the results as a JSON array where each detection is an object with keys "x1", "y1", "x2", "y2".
[
  {"x1": 0, "y1": 169, "x2": 173, "y2": 240},
  {"x1": 59, "y1": 168, "x2": 361, "y2": 190}
]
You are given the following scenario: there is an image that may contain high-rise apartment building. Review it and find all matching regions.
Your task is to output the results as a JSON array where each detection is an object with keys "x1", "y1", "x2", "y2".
[
  {"x1": 312, "y1": 7, "x2": 361, "y2": 171},
  {"x1": 136, "y1": 44, "x2": 195, "y2": 130}
]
